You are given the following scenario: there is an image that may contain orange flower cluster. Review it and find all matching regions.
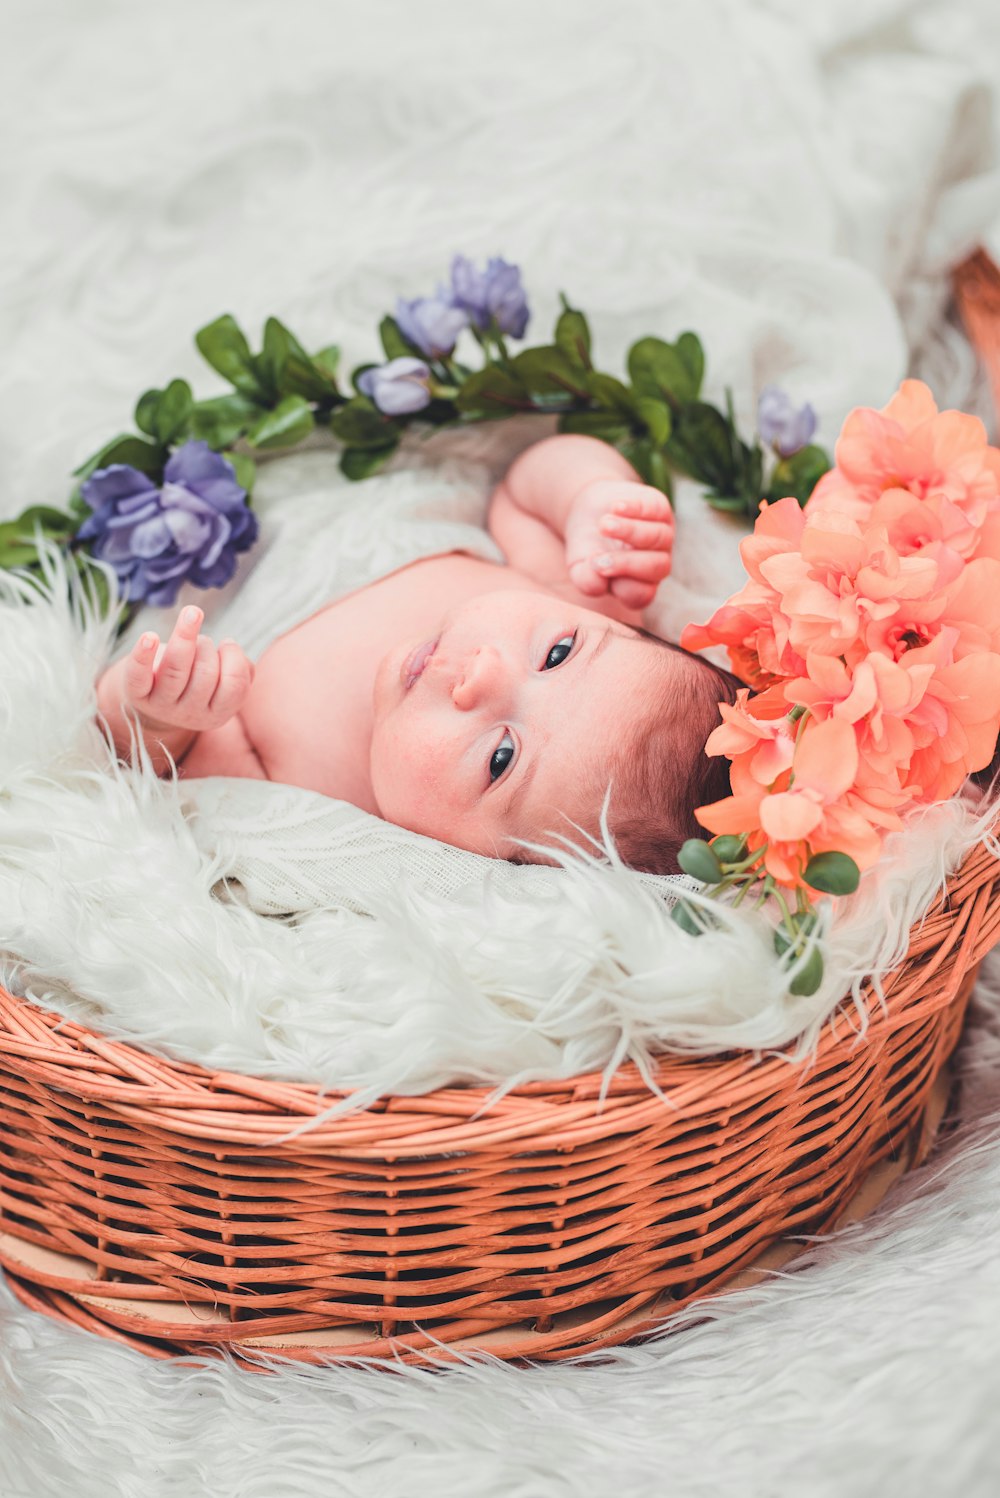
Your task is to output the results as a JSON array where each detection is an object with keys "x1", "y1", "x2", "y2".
[{"x1": 681, "y1": 381, "x2": 1000, "y2": 890}]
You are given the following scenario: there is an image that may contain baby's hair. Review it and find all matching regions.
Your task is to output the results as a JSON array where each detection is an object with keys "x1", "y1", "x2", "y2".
[
  {"x1": 510, "y1": 622, "x2": 744, "y2": 875},
  {"x1": 601, "y1": 625, "x2": 744, "y2": 875}
]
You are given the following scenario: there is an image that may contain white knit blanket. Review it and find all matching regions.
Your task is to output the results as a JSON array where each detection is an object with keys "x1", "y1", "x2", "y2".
[{"x1": 3, "y1": 0, "x2": 1000, "y2": 1492}]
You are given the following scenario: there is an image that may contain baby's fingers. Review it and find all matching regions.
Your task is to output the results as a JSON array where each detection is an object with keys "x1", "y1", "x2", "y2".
[
  {"x1": 124, "y1": 632, "x2": 160, "y2": 702},
  {"x1": 155, "y1": 606, "x2": 204, "y2": 702},
  {"x1": 209, "y1": 641, "x2": 255, "y2": 719},
  {"x1": 599, "y1": 512, "x2": 674, "y2": 552},
  {"x1": 592, "y1": 549, "x2": 673, "y2": 584}
]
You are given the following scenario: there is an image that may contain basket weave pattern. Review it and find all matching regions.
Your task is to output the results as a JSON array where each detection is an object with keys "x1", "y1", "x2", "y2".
[{"x1": 1, "y1": 832, "x2": 998, "y2": 1366}]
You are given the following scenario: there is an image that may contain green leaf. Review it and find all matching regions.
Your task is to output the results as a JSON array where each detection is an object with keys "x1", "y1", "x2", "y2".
[
  {"x1": 584, "y1": 371, "x2": 640, "y2": 420},
  {"x1": 223, "y1": 450, "x2": 256, "y2": 496},
  {"x1": 191, "y1": 393, "x2": 263, "y2": 450},
  {"x1": 72, "y1": 434, "x2": 164, "y2": 483},
  {"x1": 0, "y1": 532, "x2": 42, "y2": 568},
  {"x1": 311, "y1": 344, "x2": 341, "y2": 388},
  {"x1": 330, "y1": 396, "x2": 399, "y2": 447},
  {"x1": 246, "y1": 394, "x2": 315, "y2": 451},
  {"x1": 259, "y1": 317, "x2": 294, "y2": 398},
  {"x1": 666, "y1": 402, "x2": 740, "y2": 491},
  {"x1": 134, "y1": 388, "x2": 162, "y2": 438},
  {"x1": 339, "y1": 442, "x2": 399, "y2": 480},
  {"x1": 765, "y1": 444, "x2": 832, "y2": 508},
  {"x1": 675, "y1": 332, "x2": 705, "y2": 400},
  {"x1": 554, "y1": 302, "x2": 592, "y2": 370},
  {"x1": 153, "y1": 378, "x2": 194, "y2": 446},
  {"x1": 380, "y1": 316, "x2": 422, "y2": 361},
  {"x1": 195, "y1": 314, "x2": 264, "y2": 398},
  {"x1": 670, "y1": 900, "x2": 704, "y2": 936},
  {"x1": 789, "y1": 947, "x2": 824, "y2": 996},
  {"x1": 627, "y1": 336, "x2": 702, "y2": 406},
  {"x1": 454, "y1": 365, "x2": 534, "y2": 419},
  {"x1": 803, "y1": 851, "x2": 860, "y2": 896},
  {"x1": 614, "y1": 436, "x2": 673, "y2": 498},
  {"x1": 677, "y1": 838, "x2": 723, "y2": 883},
  {"x1": 635, "y1": 396, "x2": 671, "y2": 447},
  {"x1": 710, "y1": 835, "x2": 748, "y2": 865},
  {"x1": 557, "y1": 410, "x2": 632, "y2": 443},
  {"x1": 707, "y1": 495, "x2": 750, "y2": 514},
  {"x1": 509, "y1": 346, "x2": 591, "y2": 406}
]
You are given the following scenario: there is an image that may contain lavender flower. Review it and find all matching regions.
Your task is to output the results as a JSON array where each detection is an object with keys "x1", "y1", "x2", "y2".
[
  {"x1": 76, "y1": 440, "x2": 257, "y2": 607},
  {"x1": 757, "y1": 386, "x2": 817, "y2": 457},
  {"x1": 357, "y1": 357, "x2": 432, "y2": 415},
  {"x1": 449, "y1": 254, "x2": 530, "y2": 338},
  {"x1": 394, "y1": 291, "x2": 468, "y2": 359}
]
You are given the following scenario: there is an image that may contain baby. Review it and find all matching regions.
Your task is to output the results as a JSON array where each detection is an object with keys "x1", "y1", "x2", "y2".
[{"x1": 95, "y1": 434, "x2": 740, "y2": 872}]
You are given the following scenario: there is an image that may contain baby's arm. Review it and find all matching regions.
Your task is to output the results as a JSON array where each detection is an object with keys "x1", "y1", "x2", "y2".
[
  {"x1": 96, "y1": 605, "x2": 254, "y2": 776},
  {"x1": 487, "y1": 434, "x2": 673, "y2": 618}
]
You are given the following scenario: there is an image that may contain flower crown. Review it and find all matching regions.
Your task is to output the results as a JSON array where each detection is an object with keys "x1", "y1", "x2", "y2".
[{"x1": 0, "y1": 253, "x2": 829, "y2": 622}]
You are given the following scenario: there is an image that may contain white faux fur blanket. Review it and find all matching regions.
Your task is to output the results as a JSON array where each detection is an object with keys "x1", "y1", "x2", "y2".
[{"x1": 1, "y1": 546, "x2": 995, "y2": 1117}]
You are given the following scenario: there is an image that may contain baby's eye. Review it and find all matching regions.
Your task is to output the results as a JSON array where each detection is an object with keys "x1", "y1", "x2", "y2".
[
  {"x1": 489, "y1": 730, "x2": 516, "y2": 784},
  {"x1": 487, "y1": 633, "x2": 578, "y2": 784},
  {"x1": 543, "y1": 633, "x2": 576, "y2": 670}
]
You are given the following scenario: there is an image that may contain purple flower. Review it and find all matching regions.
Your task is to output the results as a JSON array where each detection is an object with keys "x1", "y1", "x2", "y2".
[
  {"x1": 757, "y1": 386, "x2": 817, "y2": 457},
  {"x1": 394, "y1": 290, "x2": 468, "y2": 359},
  {"x1": 449, "y1": 254, "x2": 530, "y2": 338},
  {"x1": 75, "y1": 440, "x2": 257, "y2": 607},
  {"x1": 357, "y1": 357, "x2": 433, "y2": 415}
]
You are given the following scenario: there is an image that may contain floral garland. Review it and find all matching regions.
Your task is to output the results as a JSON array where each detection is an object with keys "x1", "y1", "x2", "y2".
[
  {"x1": 674, "y1": 379, "x2": 1000, "y2": 995},
  {"x1": 0, "y1": 254, "x2": 829, "y2": 620}
]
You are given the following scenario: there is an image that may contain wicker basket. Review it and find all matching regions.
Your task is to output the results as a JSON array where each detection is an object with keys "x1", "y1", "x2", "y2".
[
  {"x1": 1, "y1": 252, "x2": 999, "y2": 1370},
  {"x1": 1, "y1": 827, "x2": 998, "y2": 1368}
]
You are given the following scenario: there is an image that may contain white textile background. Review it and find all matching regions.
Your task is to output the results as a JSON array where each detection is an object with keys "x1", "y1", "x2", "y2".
[{"x1": 2, "y1": 1, "x2": 1000, "y2": 1495}]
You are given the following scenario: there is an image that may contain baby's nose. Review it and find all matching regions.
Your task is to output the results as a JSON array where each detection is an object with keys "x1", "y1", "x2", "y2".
[{"x1": 447, "y1": 646, "x2": 506, "y2": 710}]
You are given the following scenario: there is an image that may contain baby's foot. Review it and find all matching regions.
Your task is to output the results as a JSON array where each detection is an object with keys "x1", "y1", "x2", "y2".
[{"x1": 125, "y1": 605, "x2": 254, "y2": 732}]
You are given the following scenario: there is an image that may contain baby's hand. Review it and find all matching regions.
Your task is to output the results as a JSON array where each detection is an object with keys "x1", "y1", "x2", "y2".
[
  {"x1": 564, "y1": 479, "x2": 674, "y2": 612},
  {"x1": 124, "y1": 605, "x2": 254, "y2": 733}
]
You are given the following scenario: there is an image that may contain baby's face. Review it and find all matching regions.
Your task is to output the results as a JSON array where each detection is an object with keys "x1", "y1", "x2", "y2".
[{"x1": 369, "y1": 589, "x2": 673, "y2": 859}]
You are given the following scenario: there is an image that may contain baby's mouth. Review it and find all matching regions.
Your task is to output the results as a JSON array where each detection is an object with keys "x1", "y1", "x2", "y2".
[{"x1": 401, "y1": 637, "x2": 439, "y2": 689}]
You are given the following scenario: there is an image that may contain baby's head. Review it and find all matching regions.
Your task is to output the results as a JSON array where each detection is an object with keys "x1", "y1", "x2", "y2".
[{"x1": 368, "y1": 588, "x2": 741, "y2": 874}]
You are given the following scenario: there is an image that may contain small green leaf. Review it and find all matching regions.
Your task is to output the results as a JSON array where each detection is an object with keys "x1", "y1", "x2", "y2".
[
  {"x1": 246, "y1": 395, "x2": 315, "y2": 451},
  {"x1": 380, "y1": 316, "x2": 422, "y2": 361},
  {"x1": 803, "y1": 851, "x2": 860, "y2": 896},
  {"x1": 191, "y1": 394, "x2": 263, "y2": 450},
  {"x1": 223, "y1": 450, "x2": 256, "y2": 496},
  {"x1": 195, "y1": 314, "x2": 264, "y2": 398},
  {"x1": 614, "y1": 436, "x2": 673, "y2": 499},
  {"x1": 765, "y1": 444, "x2": 832, "y2": 508},
  {"x1": 134, "y1": 388, "x2": 162, "y2": 438},
  {"x1": 554, "y1": 302, "x2": 592, "y2": 370},
  {"x1": 454, "y1": 365, "x2": 534, "y2": 419},
  {"x1": 670, "y1": 900, "x2": 704, "y2": 936},
  {"x1": 789, "y1": 947, "x2": 824, "y2": 996},
  {"x1": 710, "y1": 835, "x2": 748, "y2": 865},
  {"x1": 557, "y1": 410, "x2": 632, "y2": 443},
  {"x1": 635, "y1": 396, "x2": 672, "y2": 447},
  {"x1": 311, "y1": 344, "x2": 341, "y2": 388},
  {"x1": 330, "y1": 396, "x2": 399, "y2": 447},
  {"x1": 666, "y1": 403, "x2": 740, "y2": 491},
  {"x1": 260, "y1": 317, "x2": 293, "y2": 398},
  {"x1": 677, "y1": 838, "x2": 723, "y2": 883},
  {"x1": 72, "y1": 434, "x2": 164, "y2": 483},
  {"x1": 675, "y1": 332, "x2": 705, "y2": 400},
  {"x1": 339, "y1": 442, "x2": 398, "y2": 480},
  {"x1": 627, "y1": 336, "x2": 702, "y2": 406},
  {"x1": 153, "y1": 378, "x2": 194, "y2": 446},
  {"x1": 509, "y1": 346, "x2": 591, "y2": 405},
  {"x1": 584, "y1": 371, "x2": 638, "y2": 417}
]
